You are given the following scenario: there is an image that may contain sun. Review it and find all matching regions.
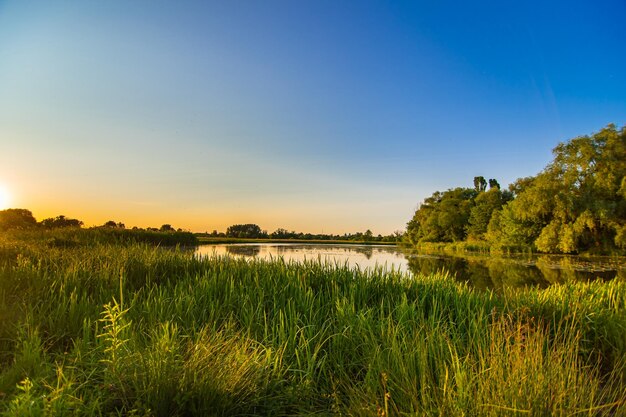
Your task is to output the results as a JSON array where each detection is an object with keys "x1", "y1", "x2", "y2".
[{"x1": 0, "y1": 184, "x2": 11, "y2": 210}]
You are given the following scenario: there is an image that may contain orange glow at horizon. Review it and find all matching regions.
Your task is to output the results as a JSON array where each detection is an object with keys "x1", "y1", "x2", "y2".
[{"x1": 0, "y1": 184, "x2": 11, "y2": 210}]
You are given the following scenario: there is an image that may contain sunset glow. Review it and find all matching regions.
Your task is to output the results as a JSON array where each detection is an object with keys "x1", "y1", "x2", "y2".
[{"x1": 0, "y1": 184, "x2": 10, "y2": 210}]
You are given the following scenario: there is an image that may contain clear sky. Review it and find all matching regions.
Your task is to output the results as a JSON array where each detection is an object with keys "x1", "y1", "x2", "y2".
[{"x1": 1, "y1": 1, "x2": 624, "y2": 234}]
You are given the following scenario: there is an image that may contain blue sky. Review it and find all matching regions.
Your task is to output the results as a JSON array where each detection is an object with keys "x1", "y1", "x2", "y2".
[{"x1": 0, "y1": 0, "x2": 624, "y2": 233}]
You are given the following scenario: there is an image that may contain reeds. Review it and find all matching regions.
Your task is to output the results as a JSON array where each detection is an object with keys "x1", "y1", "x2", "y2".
[{"x1": 0, "y1": 232, "x2": 624, "y2": 415}]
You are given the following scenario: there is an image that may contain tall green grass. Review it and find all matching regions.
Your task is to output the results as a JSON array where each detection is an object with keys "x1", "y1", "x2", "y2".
[{"x1": 0, "y1": 231, "x2": 624, "y2": 415}]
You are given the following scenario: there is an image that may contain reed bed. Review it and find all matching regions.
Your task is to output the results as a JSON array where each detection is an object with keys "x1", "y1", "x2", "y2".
[{"x1": 0, "y1": 232, "x2": 624, "y2": 416}]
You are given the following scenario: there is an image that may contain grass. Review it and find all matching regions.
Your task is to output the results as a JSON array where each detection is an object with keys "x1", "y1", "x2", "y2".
[
  {"x1": 0, "y1": 229, "x2": 625, "y2": 416},
  {"x1": 409, "y1": 240, "x2": 626, "y2": 257},
  {"x1": 407, "y1": 240, "x2": 533, "y2": 256}
]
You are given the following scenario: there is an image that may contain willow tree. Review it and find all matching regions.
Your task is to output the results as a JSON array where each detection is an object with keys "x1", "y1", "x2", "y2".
[{"x1": 496, "y1": 124, "x2": 625, "y2": 253}]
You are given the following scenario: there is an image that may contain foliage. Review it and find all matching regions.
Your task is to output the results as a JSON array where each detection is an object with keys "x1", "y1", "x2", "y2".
[
  {"x1": 0, "y1": 209, "x2": 37, "y2": 231},
  {"x1": 408, "y1": 124, "x2": 626, "y2": 254},
  {"x1": 226, "y1": 223, "x2": 267, "y2": 239},
  {"x1": 406, "y1": 187, "x2": 477, "y2": 244},
  {"x1": 466, "y1": 188, "x2": 512, "y2": 240},
  {"x1": 40, "y1": 215, "x2": 84, "y2": 229},
  {"x1": 4, "y1": 227, "x2": 197, "y2": 247},
  {"x1": 102, "y1": 220, "x2": 125, "y2": 228},
  {"x1": 159, "y1": 224, "x2": 175, "y2": 232},
  {"x1": 498, "y1": 124, "x2": 625, "y2": 253},
  {"x1": 0, "y1": 231, "x2": 624, "y2": 415}
]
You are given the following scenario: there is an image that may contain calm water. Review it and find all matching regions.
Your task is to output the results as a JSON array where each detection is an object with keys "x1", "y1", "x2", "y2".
[
  {"x1": 195, "y1": 243, "x2": 408, "y2": 272},
  {"x1": 195, "y1": 243, "x2": 624, "y2": 291}
]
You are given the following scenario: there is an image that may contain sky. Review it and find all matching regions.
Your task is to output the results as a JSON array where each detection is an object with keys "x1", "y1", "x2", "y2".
[{"x1": 0, "y1": 0, "x2": 624, "y2": 234}]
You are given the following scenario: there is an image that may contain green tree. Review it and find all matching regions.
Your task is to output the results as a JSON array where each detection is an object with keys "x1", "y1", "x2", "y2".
[
  {"x1": 0, "y1": 208, "x2": 37, "y2": 231},
  {"x1": 103, "y1": 220, "x2": 125, "y2": 228},
  {"x1": 407, "y1": 187, "x2": 477, "y2": 244},
  {"x1": 270, "y1": 228, "x2": 298, "y2": 239},
  {"x1": 473, "y1": 176, "x2": 487, "y2": 192},
  {"x1": 466, "y1": 187, "x2": 511, "y2": 240},
  {"x1": 488, "y1": 178, "x2": 500, "y2": 190},
  {"x1": 495, "y1": 124, "x2": 625, "y2": 253},
  {"x1": 226, "y1": 224, "x2": 266, "y2": 238},
  {"x1": 40, "y1": 215, "x2": 83, "y2": 229}
]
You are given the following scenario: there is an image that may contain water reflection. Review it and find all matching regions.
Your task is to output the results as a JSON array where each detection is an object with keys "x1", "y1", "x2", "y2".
[
  {"x1": 405, "y1": 250, "x2": 621, "y2": 292},
  {"x1": 225, "y1": 245, "x2": 261, "y2": 257},
  {"x1": 195, "y1": 243, "x2": 624, "y2": 291},
  {"x1": 196, "y1": 243, "x2": 405, "y2": 271}
]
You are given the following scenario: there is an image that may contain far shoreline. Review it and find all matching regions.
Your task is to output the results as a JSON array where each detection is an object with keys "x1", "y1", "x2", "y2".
[{"x1": 196, "y1": 236, "x2": 398, "y2": 246}]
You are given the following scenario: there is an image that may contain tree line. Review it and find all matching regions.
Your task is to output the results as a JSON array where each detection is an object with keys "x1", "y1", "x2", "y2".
[
  {"x1": 0, "y1": 212, "x2": 403, "y2": 243},
  {"x1": 203, "y1": 223, "x2": 403, "y2": 242},
  {"x1": 406, "y1": 124, "x2": 625, "y2": 254},
  {"x1": 0, "y1": 210, "x2": 184, "y2": 234}
]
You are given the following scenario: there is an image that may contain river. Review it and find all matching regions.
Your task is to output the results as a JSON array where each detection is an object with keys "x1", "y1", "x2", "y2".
[{"x1": 195, "y1": 243, "x2": 624, "y2": 291}]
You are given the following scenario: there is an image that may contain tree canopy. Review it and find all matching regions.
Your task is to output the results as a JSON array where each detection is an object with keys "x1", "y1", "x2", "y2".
[
  {"x1": 497, "y1": 124, "x2": 625, "y2": 253},
  {"x1": 226, "y1": 224, "x2": 267, "y2": 239},
  {"x1": 40, "y1": 215, "x2": 84, "y2": 229},
  {"x1": 0, "y1": 209, "x2": 37, "y2": 231},
  {"x1": 406, "y1": 124, "x2": 625, "y2": 254}
]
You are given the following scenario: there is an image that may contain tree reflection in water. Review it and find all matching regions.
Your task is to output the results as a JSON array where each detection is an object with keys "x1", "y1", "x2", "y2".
[
  {"x1": 225, "y1": 245, "x2": 261, "y2": 257},
  {"x1": 404, "y1": 250, "x2": 621, "y2": 292}
]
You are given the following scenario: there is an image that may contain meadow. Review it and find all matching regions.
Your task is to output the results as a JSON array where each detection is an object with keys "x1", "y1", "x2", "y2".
[{"x1": 0, "y1": 229, "x2": 625, "y2": 416}]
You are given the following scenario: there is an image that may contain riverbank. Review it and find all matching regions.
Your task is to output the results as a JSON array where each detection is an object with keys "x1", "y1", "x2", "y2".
[
  {"x1": 408, "y1": 240, "x2": 626, "y2": 257},
  {"x1": 0, "y1": 232, "x2": 624, "y2": 415},
  {"x1": 197, "y1": 236, "x2": 398, "y2": 245}
]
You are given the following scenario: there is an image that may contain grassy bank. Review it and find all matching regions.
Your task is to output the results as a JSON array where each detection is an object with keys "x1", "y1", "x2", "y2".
[
  {"x1": 408, "y1": 240, "x2": 626, "y2": 257},
  {"x1": 4, "y1": 227, "x2": 198, "y2": 248},
  {"x1": 0, "y1": 231, "x2": 625, "y2": 415},
  {"x1": 405, "y1": 241, "x2": 533, "y2": 256}
]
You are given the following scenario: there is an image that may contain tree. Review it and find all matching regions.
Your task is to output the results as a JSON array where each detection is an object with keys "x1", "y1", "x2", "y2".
[
  {"x1": 103, "y1": 220, "x2": 125, "y2": 228},
  {"x1": 226, "y1": 224, "x2": 266, "y2": 238},
  {"x1": 160, "y1": 224, "x2": 175, "y2": 232},
  {"x1": 466, "y1": 187, "x2": 511, "y2": 240},
  {"x1": 271, "y1": 228, "x2": 298, "y2": 239},
  {"x1": 407, "y1": 187, "x2": 477, "y2": 244},
  {"x1": 0, "y1": 208, "x2": 37, "y2": 231},
  {"x1": 473, "y1": 176, "x2": 487, "y2": 192},
  {"x1": 494, "y1": 124, "x2": 625, "y2": 253},
  {"x1": 40, "y1": 215, "x2": 83, "y2": 229}
]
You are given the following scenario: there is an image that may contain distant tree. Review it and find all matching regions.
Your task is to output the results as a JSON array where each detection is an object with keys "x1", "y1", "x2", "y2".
[
  {"x1": 473, "y1": 176, "x2": 487, "y2": 192},
  {"x1": 226, "y1": 224, "x2": 266, "y2": 238},
  {"x1": 488, "y1": 179, "x2": 500, "y2": 190},
  {"x1": 0, "y1": 208, "x2": 37, "y2": 231},
  {"x1": 364, "y1": 229, "x2": 374, "y2": 242},
  {"x1": 160, "y1": 224, "x2": 175, "y2": 232},
  {"x1": 40, "y1": 215, "x2": 83, "y2": 229},
  {"x1": 102, "y1": 220, "x2": 124, "y2": 228},
  {"x1": 271, "y1": 228, "x2": 298, "y2": 239}
]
